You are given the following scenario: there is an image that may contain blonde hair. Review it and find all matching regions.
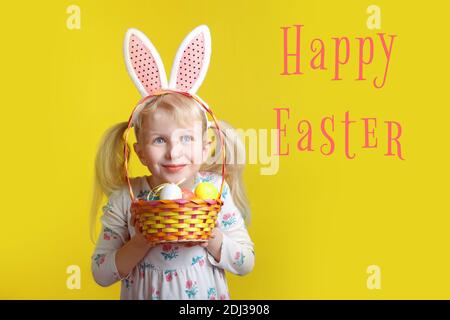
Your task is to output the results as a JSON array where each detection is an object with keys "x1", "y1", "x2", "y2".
[{"x1": 90, "y1": 92, "x2": 251, "y2": 242}]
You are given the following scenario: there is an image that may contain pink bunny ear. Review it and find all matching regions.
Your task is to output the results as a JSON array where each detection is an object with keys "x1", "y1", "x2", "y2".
[
  {"x1": 168, "y1": 25, "x2": 211, "y2": 94},
  {"x1": 124, "y1": 28, "x2": 168, "y2": 96}
]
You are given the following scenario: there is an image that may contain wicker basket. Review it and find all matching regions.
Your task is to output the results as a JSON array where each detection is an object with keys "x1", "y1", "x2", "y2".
[
  {"x1": 123, "y1": 90, "x2": 226, "y2": 244},
  {"x1": 130, "y1": 198, "x2": 222, "y2": 243}
]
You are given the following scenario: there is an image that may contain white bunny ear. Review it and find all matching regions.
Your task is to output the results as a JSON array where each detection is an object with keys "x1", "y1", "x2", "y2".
[
  {"x1": 168, "y1": 25, "x2": 211, "y2": 94},
  {"x1": 124, "y1": 28, "x2": 168, "y2": 96}
]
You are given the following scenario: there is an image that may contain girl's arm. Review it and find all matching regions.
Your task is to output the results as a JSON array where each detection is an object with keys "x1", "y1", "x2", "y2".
[
  {"x1": 205, "y1": 181, "x2": 255, "y2": 276},
  {"x1": 92, "y1": 189, "x2": 152, "y2": 287},
  {"x1": 115, "y1": 219, "x2": 154, "y2": 278}
]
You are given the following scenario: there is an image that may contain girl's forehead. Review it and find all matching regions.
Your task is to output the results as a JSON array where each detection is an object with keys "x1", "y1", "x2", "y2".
[{"x1": 141, "y1": 110, "x2": 202, "y2": 134}]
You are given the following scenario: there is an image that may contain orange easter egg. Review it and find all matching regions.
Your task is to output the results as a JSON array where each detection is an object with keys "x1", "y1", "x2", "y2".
[{"x1": 181, "y1": 189, "x2": 195, "y2": 200}]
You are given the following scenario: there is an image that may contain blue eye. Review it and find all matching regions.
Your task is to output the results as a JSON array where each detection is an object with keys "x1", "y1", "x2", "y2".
[
  {"x1": 153, "y1": 137, "x2": 165, "y2": 144},
  {"x1": 181, "y1": 135, "x2": 194, "y2": 143}
]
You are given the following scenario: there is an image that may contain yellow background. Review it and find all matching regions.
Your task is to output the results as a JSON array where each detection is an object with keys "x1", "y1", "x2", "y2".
[{"x1": 0, "y1": 0, "x2": 448, "y2": 299}]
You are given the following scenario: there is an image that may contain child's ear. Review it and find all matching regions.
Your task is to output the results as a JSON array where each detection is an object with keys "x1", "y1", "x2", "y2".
[{"x1": 133, "y1": 142, "x2": 147, "y2": 166}]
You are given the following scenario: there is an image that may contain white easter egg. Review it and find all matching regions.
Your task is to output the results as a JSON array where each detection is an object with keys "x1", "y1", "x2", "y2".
[{"x1": 159, "y1": 183, "x2": 182, "y2": 200}]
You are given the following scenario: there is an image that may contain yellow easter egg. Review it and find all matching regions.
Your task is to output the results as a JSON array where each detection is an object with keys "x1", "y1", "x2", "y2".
[{"x1": 194, "y1": 182, "x2": 219, "y2": 200}]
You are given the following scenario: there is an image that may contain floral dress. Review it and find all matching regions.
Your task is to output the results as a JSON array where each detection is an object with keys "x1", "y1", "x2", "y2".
[{"x1": 91, "y1": 171, "x2": 255, "y2": 300}]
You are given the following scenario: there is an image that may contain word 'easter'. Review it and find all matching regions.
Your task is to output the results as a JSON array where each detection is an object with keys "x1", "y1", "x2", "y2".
[{"x1": 274, "y1": 108, "x2": 405, "y2": 160}]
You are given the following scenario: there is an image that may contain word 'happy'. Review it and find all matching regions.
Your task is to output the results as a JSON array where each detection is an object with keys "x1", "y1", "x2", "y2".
[{"x1": 280, "y1": 25, "x2": 397, "y2": 89}]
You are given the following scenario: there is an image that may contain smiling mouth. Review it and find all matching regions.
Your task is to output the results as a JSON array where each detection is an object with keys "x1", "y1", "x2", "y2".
[{"x1": 162, "y1": 164, "x2": 187, "y2": 173}]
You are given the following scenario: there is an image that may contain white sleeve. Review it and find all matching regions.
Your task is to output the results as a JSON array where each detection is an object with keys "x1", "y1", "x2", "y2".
[
  {"x1": 91, "y1": 188, "x2": 132, "y2": 287},
  {"x1": 206, "y1": 181, "x2": 255, "y2": 276}
]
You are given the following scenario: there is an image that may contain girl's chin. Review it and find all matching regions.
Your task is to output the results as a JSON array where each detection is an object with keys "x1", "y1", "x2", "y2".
[
  {"x1": 161, "y1": 167, "x2": 190, "y2": 180},
  {"x1": 162, "y1": 174, "x2": 183, "y2": 182},
  {"x1": 165, "y1": 171, "x2": 199, "y2": 183},
  {"x1": 150, "y1": 165, "x2": 198, "y2": 184}
]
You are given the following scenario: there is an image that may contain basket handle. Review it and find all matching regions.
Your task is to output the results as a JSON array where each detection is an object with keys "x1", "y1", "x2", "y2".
[{"x1": 123, "y1": 90, "x2": 227, "y2": 203}]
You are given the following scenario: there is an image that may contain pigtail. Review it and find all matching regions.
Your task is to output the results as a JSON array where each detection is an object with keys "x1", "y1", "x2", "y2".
[
  {"x1": 201, "y1": 120, "x2": 251, "y2": 225},
  {"x1": 89, "y1": 122, "x2": 130, "y2": 242}
]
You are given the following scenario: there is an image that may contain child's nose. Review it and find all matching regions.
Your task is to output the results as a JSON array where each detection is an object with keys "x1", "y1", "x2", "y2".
[{"x1": 166, "y1": 142, "x2": 183, "y2": 159}]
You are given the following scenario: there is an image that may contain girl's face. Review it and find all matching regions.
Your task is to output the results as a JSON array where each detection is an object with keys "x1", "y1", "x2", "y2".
[{"x1": 133, "y1": 107, "x2": 210, "y2": 187}]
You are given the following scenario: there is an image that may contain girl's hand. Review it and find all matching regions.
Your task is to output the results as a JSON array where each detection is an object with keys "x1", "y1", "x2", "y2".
[
  {"x1": 183, "y1": 219, "x2": 221, "y2": 248},
  {"x1": 183, "y1": 221, "x2": 223, "y2": 262},
  {"x1": 183, "y1": 228, "x2": 222, "y2": 248},
  {"x1": 130, "y1": 210, "x2": 155, "y2": 249},
  {"x1": 203, "y1": 227, "x2": 223, "y2": 262}
]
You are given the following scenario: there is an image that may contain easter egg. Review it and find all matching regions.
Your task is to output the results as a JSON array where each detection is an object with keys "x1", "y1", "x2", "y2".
[
  {"x1": 159, "y1": 183, "x2": 182, "y2": 200},
  {"x1": 194, "y1": 182, "x2": 219, "y2": 200},
  {"x1": 181, "y1": 189, "x2": 195, "y2": 200}
]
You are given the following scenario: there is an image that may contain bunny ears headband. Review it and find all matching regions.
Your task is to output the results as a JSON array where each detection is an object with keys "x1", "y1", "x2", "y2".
[
  {"x1": 124, "y1": 25, "x2": 214, "y2": 127},
  {"x1": 122, "y1": 25, "x2": 227, "y2": 199}
]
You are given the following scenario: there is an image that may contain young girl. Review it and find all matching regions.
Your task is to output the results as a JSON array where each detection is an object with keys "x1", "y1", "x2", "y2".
[{"x1": 90, "y1": 26, "x2": 254, "y2": 300}]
